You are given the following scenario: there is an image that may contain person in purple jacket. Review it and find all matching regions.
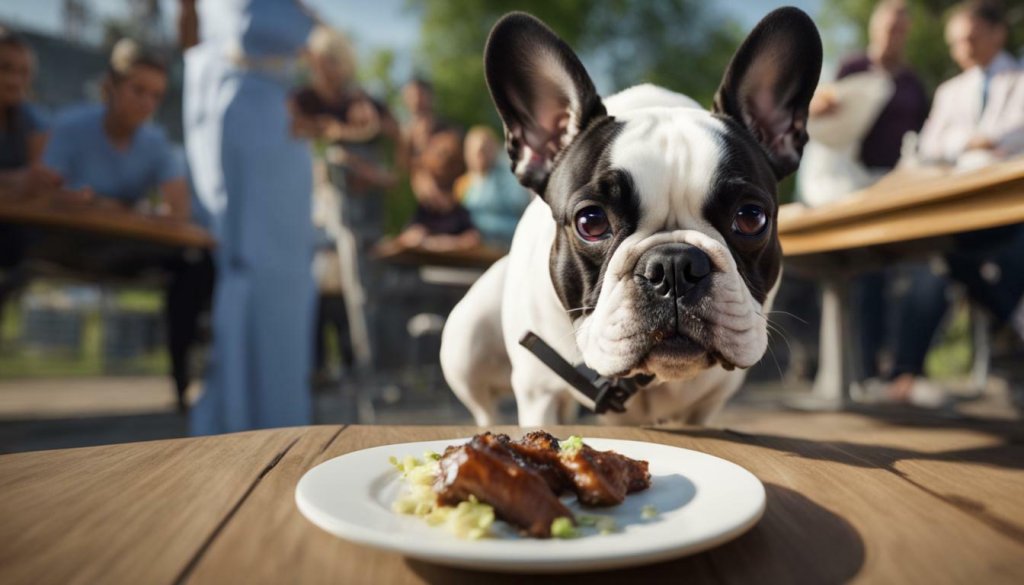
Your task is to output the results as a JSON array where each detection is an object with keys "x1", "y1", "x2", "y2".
[{"x1": 811, "y1": 0, "x2": 931, "y2": 383}]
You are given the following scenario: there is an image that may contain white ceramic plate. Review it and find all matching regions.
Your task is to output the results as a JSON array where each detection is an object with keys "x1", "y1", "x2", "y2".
[{"x1": 295, "y1": 437, "x2": 765, "y2": 573}]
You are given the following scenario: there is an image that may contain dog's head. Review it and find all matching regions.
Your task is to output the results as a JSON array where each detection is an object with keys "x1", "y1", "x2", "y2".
[{"x1": 485, "y1": 8, "x2": 821, "y2": 380}]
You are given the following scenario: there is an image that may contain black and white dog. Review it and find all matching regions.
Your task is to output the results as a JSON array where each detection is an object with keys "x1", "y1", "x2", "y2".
[{"x1": 440, "y1": 8, "x2": 822, "y2": 426}]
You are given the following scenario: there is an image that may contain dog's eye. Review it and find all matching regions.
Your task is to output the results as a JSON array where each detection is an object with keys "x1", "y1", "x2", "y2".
[
  {"x1": 732, "y1": 204, "x2": 768, "y2": 237},
  {"x1": 574, "y1": 206, "x2": 612, "y2": 242}
]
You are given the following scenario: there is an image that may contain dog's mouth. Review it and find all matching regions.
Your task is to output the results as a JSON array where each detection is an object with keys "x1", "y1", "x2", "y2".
[{"x1": 615, "y1": 329, "x2": 737, "y2": 379}]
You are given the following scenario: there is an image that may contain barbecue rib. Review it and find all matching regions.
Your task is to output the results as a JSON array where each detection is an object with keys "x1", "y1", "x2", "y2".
[{"x1": 433, "y1": 432, "x2": 651, "y2": 537}]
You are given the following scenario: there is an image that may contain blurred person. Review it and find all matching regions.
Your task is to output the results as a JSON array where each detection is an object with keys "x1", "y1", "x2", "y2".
[
  {"x1": 182, "y1": 0, "x2": 320, "y2": 434},
  {"x1": 0, "y1": 29, "x2": 60, "y2": 194},
  {"x1": 292, "y1": 26, "x2": 397, "y2": 381},
  {"x1": 812, "y1": 0, "x2": 929, "y2": 174},
  {"x1": 882, "y1": 0, "x2": 1024, "y2": 404},
  {"x1": 808, "y1": 0, "x2": 930, "y2": 382},
  {"x1": 454, "y1": 125, "x2": 529, "y2": 248},
  {"x1": 43, "y1": 40, "x2": 211, "y2": 412},
  {"x1": 43, "y1": 40, "x2": 188, "y2": 218},
  {"x1": 397, "y1": 129, "x2": 479, "y2": 252},
  {"x1": 917, "y1": 0, "x2": 1024, "y2": 166},
  {"x1": 399, "y1": 77, "x2": 453, "y2": 171}
]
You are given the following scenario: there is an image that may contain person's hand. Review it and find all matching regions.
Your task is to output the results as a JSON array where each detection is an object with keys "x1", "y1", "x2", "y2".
[
  {"x1": 964, "y1": 135, "x2": 996, "y2": 151},
  {"x1": 291, "y1": 112, "x2": 319, "y2": 139},
  {"x1": 395, "y1": 225, "x2": 427, "y2": 249},
  {"x1": 411, "y1": 171, "x2": 448, "y2": 210},
  {"x1": 809, "y1": 88, "x2": 839, "y2": 117},
  {"x1": 25, "y1": 166, "x2": 63, "y2": 192}
]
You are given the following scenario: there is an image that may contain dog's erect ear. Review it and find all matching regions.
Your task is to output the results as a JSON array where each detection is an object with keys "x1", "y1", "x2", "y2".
[
  {"x1": 485, "y1": 12, "x2": 606, "y2": 195},
  {"x1": 713, "y1": 7, "x2": 822, "y2": 180}
]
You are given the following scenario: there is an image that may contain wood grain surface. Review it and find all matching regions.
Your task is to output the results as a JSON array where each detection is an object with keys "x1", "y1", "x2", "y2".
[
  {"x1": 0, "y1": 197, "x2": 215, "y2": 249},
  {"x1": 1, "y1": 416, "x2": 1022, "y2": 584},
  {"x1": 778, "y1": 158, "x2": 1024, "y2": 256}
]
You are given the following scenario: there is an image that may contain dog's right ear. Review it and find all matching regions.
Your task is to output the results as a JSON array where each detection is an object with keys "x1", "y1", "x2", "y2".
[{"x1": 485, "y1": 12, "x2": 606, "y2": 195}]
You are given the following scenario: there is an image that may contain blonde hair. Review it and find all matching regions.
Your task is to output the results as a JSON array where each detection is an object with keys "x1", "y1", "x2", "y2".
[{"x1": 308, "y1": 25, "x2": 357, "y2": 81}]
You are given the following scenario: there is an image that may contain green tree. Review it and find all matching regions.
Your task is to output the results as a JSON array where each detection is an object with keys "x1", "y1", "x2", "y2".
[
  {"x1": 821, "y1": 0, "x2": 1023, "y2": 93},
  {"x1": 407, "y1": 0, "x2": 744, "y2": 129}
]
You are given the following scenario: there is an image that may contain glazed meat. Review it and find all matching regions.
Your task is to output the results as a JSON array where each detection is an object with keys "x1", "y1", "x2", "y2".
[
  {"x1": 435, "y1": 433, "x2": 573, "y2": 538},
  {"x1": 559, "y1": 444, "x2": 651, "y2": 506},
  {"x1": 506, "y1": 432, "x2": 573, "y2": 494},
  {"x1": 432, "y1": 432, "x2": 652, "y2": 538}
]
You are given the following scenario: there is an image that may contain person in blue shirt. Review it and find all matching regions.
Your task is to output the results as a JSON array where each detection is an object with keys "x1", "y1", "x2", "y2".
[
  {"x1": 44, "y1": 43, "x2": 188, "y2": 218},
  {"x1": 43, "y1": 42, "x2": 211, "y2": 412},
  {"x1": 454, "y1": 126, "x2": 529, "y2": 248},
  {"x1": 0, "y1": 29, "x2": 60, "y2": 194}
]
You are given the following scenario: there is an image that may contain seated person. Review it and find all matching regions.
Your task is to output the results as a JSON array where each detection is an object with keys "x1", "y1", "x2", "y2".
[
  {"x1": 43, "y1": 41, "x2": 209, "y2": 412},
  {"x1": 454, "y1": 125, "x2": 529, "y2": 247},
  {"x1": 0, "y1": 29, "x2": 60, "y2": 195},
  {"x1": 883, "y1": 1, "x2": 1024, "y2": 404},
  {"x1": 917, "y1": 0, "x2": 1024, "y2": 167},
  {"x1": 397, "y1": 130, "x2": 480, "y2": 252},
  {"x1": 43, "y1": 40, "x2": 188, "y2": 219}
]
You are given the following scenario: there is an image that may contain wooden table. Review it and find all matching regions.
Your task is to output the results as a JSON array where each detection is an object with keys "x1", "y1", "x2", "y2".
[
  {"x1": 0, "y1": 196, "x2": 215, "y2": 282},
  {"x1": 1, "y1": 417, "x2": 1022, "y2": 584},
  {"x1": 777, "y1": 158, "x2": 1024, "y2": 407}
]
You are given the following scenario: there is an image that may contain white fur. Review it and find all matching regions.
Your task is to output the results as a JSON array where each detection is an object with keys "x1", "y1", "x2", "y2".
[{"x1": 441, "y1": 85, "x2": 777, "y2": 427}]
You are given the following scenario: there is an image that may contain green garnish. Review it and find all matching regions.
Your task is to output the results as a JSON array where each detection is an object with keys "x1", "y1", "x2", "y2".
[
  {"x1": 551, "y1": 517, "x2": 578, "y2": 539},
  {"x1": 641, "y1": 505, "x2": 658, "y2": 519},
  {"x1": 560, "y1": 435, "x2": 584, "y2": 454}
]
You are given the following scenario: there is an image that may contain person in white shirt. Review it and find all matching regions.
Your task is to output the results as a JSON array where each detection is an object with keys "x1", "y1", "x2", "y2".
[
  {"x1": 918, "y1": 0, "x2": 1024, "y2": 165},
  {"x1": 883, "y1": 1, "x2": 1024, "y2": 407}
]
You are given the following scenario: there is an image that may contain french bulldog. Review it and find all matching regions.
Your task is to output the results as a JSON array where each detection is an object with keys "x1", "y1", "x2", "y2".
[{"x1": 440, "y1": 7, "x2": 822, "y2": 426}]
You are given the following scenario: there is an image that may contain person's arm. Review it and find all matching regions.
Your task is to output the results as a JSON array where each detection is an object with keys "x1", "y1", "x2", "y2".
[
  {"x1": 178, "y1": 0, "x2": 199, "y2": 50},
  {"x1": 917, "y1": 84, "x2": 953, "y2": 164},
  {"x1": 26, "y1": 131, "x2": 48, "y2": 166},
  {"x1": 320, "y1": 98, "x2": 381, "y2": 143},
  {"x1": 159, "y1": 177, "x2": 190, "y2": 221},
  {"x1": 155, "y1": 139, "x2": 190, "y2": 220}
]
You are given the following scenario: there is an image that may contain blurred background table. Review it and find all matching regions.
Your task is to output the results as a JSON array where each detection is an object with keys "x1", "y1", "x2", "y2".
[
  {"x1": 778, "y1": 158, "x2": 1024, "y2": 408},
  {"x1": 1, "y1": 418, "x2": 1021, "y2": 584},
  {"x1": 0, "y1": 194, "x2": 214, "y2": 282}
]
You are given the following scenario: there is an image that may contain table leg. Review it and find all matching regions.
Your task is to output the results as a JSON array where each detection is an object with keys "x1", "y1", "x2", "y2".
[{"x1": 788, "y1": 277, "x2": 853, "y2": 410}]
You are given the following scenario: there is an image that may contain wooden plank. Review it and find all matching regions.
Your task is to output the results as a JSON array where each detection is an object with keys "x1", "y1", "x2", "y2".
[
  {"x1": 778, "y1": 158, "x2": 1024, "y2": 233},
  {"x1": 0, "y1": 428, "x2": 305, "y2": 585},
  {"x1": 719, "y1": 410, "x2": 1024, "y2": 551},
  {"x1": 780, "y1": 185, "x2": 1024, "y2": 256},
  {"x1": 185, "y1": 425, "x2": 720, "y2": 585},
  {"x1": 190, "y1": 424, "x2": 1024, "y2": 584},
  {"x1": 0, "y1": 199, "x2": 215, "y2": 249}
]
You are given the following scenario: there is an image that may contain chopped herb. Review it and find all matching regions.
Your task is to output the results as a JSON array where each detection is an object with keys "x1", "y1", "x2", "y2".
[
  {"x1": 551, "y1": 517, "x2": 578, "y2": 539},
  {"x1": 641, "y1": 505, "x2": 658, "y2": 519},
  {"x1": 560, "y1": 435, "x2": 584, "y2": 454}
]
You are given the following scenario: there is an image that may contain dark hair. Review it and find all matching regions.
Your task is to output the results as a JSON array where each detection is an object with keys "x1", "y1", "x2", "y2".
[
  {"x1": 407, "y1": 76, "x2": 434, "y2": 93},
  {"x1": 0, "y1": 28, "x2": 31, "y2": 52},
  {"x1": 108, "y1": 40, "x2": 167, "y2": 85},
  {"x1": 952, "y1": 0, "x2": 1007, "y2": 28}
]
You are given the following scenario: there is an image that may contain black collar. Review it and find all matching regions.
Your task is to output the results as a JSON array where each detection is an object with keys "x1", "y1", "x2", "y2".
[{"x1": 518, "y1": 331, "x2": 653, "y2": 414}]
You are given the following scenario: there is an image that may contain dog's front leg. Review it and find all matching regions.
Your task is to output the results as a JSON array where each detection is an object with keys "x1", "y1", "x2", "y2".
[{"x1": 510, "y1": 363, "x2": 565, "y2": 427}]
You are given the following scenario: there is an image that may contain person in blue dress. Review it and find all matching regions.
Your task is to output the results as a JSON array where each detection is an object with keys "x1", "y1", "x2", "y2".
[{"x1": 181, "y1": 0, "x2": 319, "y2": 434}]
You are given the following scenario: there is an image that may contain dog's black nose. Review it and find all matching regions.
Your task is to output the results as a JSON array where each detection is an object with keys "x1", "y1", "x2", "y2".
[{"x1": 636, "y1": 243, "x2": 712, "y2": 297}]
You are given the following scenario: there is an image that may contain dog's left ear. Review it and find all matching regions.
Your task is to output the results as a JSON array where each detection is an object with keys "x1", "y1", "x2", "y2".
[
  {"x1": 713, "y1": 7, "x2": 822, "y2": 179},
  {"x1": 484, "y1": 12, "x2": 607, "y2": 195}
]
